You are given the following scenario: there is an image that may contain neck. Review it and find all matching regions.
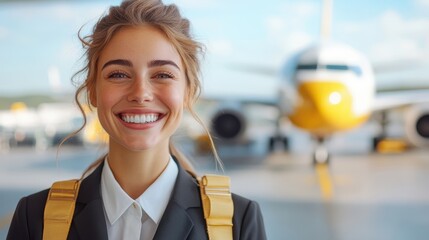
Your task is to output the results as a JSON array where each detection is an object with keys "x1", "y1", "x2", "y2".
[{"x1": 107, "y1": 140, "x2": 170, "y2": 199}]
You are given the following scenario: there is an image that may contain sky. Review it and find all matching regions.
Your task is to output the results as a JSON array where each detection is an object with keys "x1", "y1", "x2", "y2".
[{"x1": 0, "y1": 0, "x2": 429, "y2": 98}]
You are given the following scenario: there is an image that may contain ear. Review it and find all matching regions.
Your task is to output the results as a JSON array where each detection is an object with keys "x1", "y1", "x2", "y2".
[
  {"x1": 90, "y1": 93, "x2": 97, "y2": 107},
  {"x1": 89, "y1": 85, "x2": 97, "y2": 108}
]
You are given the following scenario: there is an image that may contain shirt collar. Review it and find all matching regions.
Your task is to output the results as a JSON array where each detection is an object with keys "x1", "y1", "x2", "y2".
[
  {"x1": 135, "y1": 157, "x2": 178, "y2": 224},
  {"x1": 101, "y1": 156, "x2": 178, "y2": 225}
]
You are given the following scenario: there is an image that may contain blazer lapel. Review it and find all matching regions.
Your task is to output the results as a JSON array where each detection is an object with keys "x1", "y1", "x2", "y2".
[
  {"x1": 153, "y1": 163, "x2": 202, "y2": 240},
  {"x1": 70, "y1": 162, "x2": 108, "y2": 240}
]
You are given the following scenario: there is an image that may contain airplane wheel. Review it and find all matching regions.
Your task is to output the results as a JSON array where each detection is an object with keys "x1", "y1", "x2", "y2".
[
  {"x1": 313, "y1": 145, "x2": 330, "y2": 165},
  {"x1": 268, "y1": 136, "x2": 289, "y2": 152},
  {"x1": 372, "y1": 136, "x2": 383, "y2": 152}
]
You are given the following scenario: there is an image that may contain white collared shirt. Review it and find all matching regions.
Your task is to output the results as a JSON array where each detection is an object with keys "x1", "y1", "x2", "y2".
[{"x1": 100, "y1": 156, "x2": 178, "y2": 240}]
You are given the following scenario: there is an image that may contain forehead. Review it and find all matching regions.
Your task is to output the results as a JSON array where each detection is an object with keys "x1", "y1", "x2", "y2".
[{"x1": 99, "y1": 25, "x2": 182, "y2": 68}]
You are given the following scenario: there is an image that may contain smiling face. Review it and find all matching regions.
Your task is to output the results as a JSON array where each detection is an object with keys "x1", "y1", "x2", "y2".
[{"x1": 92, "y1": 25, "x2": 187, "y2": 154}]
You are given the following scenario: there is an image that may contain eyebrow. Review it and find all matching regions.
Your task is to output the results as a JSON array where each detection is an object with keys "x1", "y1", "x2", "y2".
[
  {"x1": 101, "y1": 59, "x2": 180, "y2": 70},
  {"x1": 148, "y1": 60, "x2": 180, "y2": 70},
  {"x1": 102, "y1": 59, "x2": 132, "y2": 70}
]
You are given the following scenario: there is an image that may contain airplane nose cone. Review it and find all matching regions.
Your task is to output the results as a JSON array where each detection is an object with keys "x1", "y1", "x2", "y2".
[
  {"x1": 302, "y1": 82, "x2": 351, "y2": 116},
  {"x1": 288, "y1": 81, "x2": 368, "y2": 134}
]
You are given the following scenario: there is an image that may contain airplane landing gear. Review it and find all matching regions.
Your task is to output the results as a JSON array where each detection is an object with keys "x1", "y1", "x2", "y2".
[
  {"x1": 268, "y1": 116, "x2": 289, "y2": 152},
  {"x1": 371, "y1": 111, "x2": 408, "y2": 153},
  {"x1": 313, "y1": 137, "x2": 330, "y2": 165},
  {"x1": 268, "y1": 135, "x2": 289, "y2": 152},
  {"x1": 372, "y1": 111, "x2": 389, "y2": 152}
]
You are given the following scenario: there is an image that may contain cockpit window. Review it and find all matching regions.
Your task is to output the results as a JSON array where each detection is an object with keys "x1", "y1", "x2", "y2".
[{"x1": 296, "y1": 64, "x2": 362, "y2": 76}]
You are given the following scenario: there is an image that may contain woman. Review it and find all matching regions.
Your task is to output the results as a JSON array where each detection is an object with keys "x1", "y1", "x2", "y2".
[{"x1": 7, "y1": 0, "x2": 266, "y2": 239}]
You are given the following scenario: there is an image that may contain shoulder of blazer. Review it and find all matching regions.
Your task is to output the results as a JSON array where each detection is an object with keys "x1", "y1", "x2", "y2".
[
  {"x1": 22, "y1": 188, "x2": 50, "y2": 219},
  {"x1": 7, "y1": 163, "x2": 105, "y2": 240},
  {"x1": 231, "y1": 192, "x2": 252, "y2": 212},
  {"x1": 230, "y1": 193, "x2": 267, "y2": 240},
  {"x1": 231, "y1": 192, "x2": 252, "y2": 225},
  {"x1": 7, "y1": 188, "x2": 50, "y2": 240}
]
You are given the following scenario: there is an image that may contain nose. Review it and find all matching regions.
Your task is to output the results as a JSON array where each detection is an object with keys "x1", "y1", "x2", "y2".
[{"x1": 127, "y1": 79, "x2": 153, "y2": 103}]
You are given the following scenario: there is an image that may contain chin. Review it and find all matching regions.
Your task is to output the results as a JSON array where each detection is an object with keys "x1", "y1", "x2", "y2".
[
  {"x1": 124, "y1": 144, "x2": 155, "y2": 152},
  {"x1": 121, "y1": 138, "x2": 161, "y2": 152}
]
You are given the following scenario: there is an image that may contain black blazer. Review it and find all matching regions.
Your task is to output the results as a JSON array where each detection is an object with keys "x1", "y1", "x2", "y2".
[{"x1": 7, "y1": 161, "x2": 267, "y2": 240}]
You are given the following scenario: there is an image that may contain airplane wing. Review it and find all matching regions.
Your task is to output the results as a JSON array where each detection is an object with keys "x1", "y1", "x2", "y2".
[
  {"x1": 199, "y1": 94, "x2": 278, "y2": 107},
  {"x1": 372, "y1": 88, "x2": 429, "y2": 112}
]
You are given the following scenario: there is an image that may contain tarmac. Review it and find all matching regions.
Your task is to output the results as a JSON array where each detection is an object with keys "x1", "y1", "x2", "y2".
[{"x1": 0, "y1": 145, "x2": 428, "y2": 240}]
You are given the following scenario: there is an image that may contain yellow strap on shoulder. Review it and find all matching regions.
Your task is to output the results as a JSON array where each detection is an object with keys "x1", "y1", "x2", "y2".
[
  {"x1": 198, "y1": 174, "x2": 233, "y2": 240},
  {"x1": 43, "y1": 179, "x2": 81, "y2": 240}
]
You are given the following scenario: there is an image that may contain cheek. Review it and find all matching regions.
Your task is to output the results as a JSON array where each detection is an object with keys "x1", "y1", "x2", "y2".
[
  {"x1": 97, "y1": 82, "x2": 122, "y2": 106},
  {"x1": 167, "y1": 86, "x2": 186, "y2": 112},
  {"x1": 96, "y1": 85, "x2": 120, "y2": 120}
]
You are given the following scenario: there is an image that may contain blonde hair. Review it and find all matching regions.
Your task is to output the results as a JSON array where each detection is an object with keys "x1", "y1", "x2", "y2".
[{"x1": 69, "y1": 0, "x2": 221, "y2": 176}]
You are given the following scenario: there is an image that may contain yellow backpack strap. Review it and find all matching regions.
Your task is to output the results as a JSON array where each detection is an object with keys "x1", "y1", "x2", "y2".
[
  {"x1": 198, "y1": 174, "x2": 234, "y2": 240},
  {"x1": 43, "y1": 179, "x2": 81, "y2": 240}
]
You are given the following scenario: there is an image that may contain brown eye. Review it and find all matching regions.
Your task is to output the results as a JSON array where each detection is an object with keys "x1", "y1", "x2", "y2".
[
  {"x1": 108, "y1": 71, "x2": 129, "y2": 79},
  {"x1": 154, "y1": 72, "x2": 174, "y2": 79}
]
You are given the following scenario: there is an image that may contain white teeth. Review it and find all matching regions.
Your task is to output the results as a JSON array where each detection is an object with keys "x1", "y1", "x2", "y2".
[{"x1": 121, "y1": 114, "x2": 159, "y2": 124}]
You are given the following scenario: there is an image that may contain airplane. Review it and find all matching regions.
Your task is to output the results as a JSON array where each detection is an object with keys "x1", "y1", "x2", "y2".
[
  {"x1": 0, "y1": 102, "x2": 43, "y2": 149},
  {"x1": 277, "y1": 42, "x2": 429, "y2": 163},
  {"x1": 0, "y1": 101, "x2": 89, "y2": 150},
  {"x1": 190, "y1": 0, "x2": 429, "y2": 164},
  {"x1": 37, "y1": 102, "x2": 85, "y2": 146}
]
